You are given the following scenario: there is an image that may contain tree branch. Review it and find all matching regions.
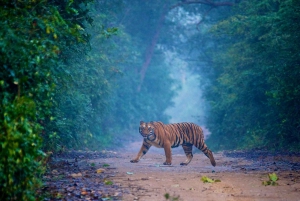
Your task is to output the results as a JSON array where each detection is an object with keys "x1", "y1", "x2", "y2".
[
  {"x1": 196, "y1": 6, "x2": 214, "y2": 29},
  {"x1": 171, "y1": 0, "x2": 234, "y2": 10}
]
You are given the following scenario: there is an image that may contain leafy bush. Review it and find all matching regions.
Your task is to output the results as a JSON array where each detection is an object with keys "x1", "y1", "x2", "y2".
[
  {"x1": 0, "y1": 96, "x2": 44, "y2": 200},
  {"x1": 205, "y1": 0, "x2": 300, "y2": 150},
  {"x1": 0, "y1": 0, "x2": 93, "y2": 199}
]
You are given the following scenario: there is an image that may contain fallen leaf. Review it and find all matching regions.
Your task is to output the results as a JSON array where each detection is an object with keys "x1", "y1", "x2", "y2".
[
  {"x1": 201, "y1": 176, "x2": 214, "y2": 183},
  {"x1": 71, "y1": 173, "x2": 82, "y2": 177},
  {"x1": 269, "y1": 173, "x2": 278, "y2": 182},
  {"x1": 56, "y1": 193, "x2": 63, "y2": 199},
  {"x1": 81, "y1": 191, "x2": 88, "y2": 195},
  {"x1": 201, "y1": 176, "x2": 221, "y2": 183},
  {"x1": 114, "y1": 192, "x2": 122, "y2": 197},
  {"x1": 262, "y1": 173, "x2": 279, "y2": 186},
  {"x1": 104, "y1": 180, "x2": 113, "y2": 185},
  {"x1": 103, "y1": 163, "x2": 110, "y2": 167},
  {"x1": 262, "y1": 181, "x2": 270, "y2": 186},
  {"x1": 96, "y1": 168, "x2": 105, "y2": 174}
]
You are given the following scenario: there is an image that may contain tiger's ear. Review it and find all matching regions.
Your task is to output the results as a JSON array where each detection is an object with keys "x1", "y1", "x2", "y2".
[{"x1": 140, "y1": 121, "x2": 145, "y2": 125}]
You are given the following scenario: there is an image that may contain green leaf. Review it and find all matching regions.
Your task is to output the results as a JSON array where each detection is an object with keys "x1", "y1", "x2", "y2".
[
  {"x1": 104, "y1": 180, "x2": 113, "y2": 185},
  {"x1": 262, "y1": 173, "x2": 279, "y2": 186},
  {"x1": 268, "y1": 173, "x2": 278, "y2": 182},
  {"x1": 201, "y1": 176, "x2": 215, "y2": 183},
  {"x1": 262, "y1": 181, "x2": 270, "y2": 186}
]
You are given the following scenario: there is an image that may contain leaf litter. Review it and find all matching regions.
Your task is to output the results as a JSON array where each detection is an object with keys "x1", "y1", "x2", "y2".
[{"x1": 37, "y1": 150, "x2": 123, "y2": 200}]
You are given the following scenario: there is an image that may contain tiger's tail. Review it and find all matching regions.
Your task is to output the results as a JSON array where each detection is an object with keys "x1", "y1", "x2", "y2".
[
  {"x1": 188, "y1": 123, "x2": 216, "y2": 167},
  {"x1": 201, "y1": 145, "x2": 216, "y2": 167}
]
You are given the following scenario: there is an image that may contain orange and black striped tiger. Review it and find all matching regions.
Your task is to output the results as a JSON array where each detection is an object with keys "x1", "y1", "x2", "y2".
[{"x1": 130, "y1": 121, "x2": 216, "y2": 166}]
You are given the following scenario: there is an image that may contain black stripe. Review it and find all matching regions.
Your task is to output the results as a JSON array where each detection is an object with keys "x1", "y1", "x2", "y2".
[{"x1": 143, "y1": 143, "x2": 150, "y2": 150}]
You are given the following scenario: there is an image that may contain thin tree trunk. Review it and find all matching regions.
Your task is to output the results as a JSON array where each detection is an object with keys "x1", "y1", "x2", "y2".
[
  {"x1": 137, "y1": 4, "x2": 168, "y2": 92},
  {"x1": 137, "y1": 0, "x2": 235, "y2": 92}
]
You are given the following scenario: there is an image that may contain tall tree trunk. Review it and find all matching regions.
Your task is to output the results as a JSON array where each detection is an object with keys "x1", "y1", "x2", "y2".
[
  {"x1": 137, "y1": 3, "x2": 168, "y2": 92},
  {"x1": 137, "y1": 0, "x2": 235, "y2": 92}
]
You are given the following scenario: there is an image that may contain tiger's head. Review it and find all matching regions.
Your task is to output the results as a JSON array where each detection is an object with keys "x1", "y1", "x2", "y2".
[{"x1": 139, "y1": 121, "x2": 156, "y2": 141}]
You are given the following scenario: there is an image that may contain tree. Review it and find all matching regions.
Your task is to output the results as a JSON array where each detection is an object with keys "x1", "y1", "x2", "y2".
[
  {"x1": 204, "y1": 0, "x2": 300, "y2": 150},
  {"x1": 0, "y1": 0, "x2": 93, "y2": 199}
]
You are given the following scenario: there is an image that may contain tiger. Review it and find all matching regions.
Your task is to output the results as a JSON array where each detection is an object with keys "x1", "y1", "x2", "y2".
[{"x1": 130, "y1": 121, "x2": 216, "y2": 166}]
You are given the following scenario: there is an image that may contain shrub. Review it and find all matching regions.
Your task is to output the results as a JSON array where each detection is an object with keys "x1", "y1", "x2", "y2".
[{"x1": 0, "y1": 96, "x2": 44, "y2": 201}]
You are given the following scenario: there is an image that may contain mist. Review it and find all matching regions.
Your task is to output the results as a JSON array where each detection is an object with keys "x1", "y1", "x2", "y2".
[{"x1": 163, "y1": 50, "x2": 211, "y2": 139}]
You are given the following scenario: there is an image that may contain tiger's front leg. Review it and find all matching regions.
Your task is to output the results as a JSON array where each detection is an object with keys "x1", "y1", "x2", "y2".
[
  {"x1": 163, "y1": 141, "x2": 172, "y2": 165},
  {"x1": 130, "y1": 140, "x2": 152, "y2": 163}
]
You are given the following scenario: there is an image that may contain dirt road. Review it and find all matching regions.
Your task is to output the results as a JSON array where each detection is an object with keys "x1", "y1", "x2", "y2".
[
  {"x1": 94, "y1": 142, "x2": 300, "y2": 201},
  {"x1": 45, "y1": 141, "x2": 300, "y2": 201}
]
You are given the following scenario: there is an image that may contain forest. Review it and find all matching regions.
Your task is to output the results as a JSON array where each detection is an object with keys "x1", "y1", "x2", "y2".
[{"x1": 0, "y1": 0, "x2": 299, "y2": 200}]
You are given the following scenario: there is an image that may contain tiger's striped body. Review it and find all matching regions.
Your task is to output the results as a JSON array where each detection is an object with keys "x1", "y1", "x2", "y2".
[{"x1": 130, "y1": 121, "x2": 216, "y2": 166}]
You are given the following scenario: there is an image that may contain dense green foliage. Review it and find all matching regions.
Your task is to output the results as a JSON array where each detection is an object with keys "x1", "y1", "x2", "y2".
[
  {"x1": 205, "y1": 0, "x2": 300, "y2": 150},
  {"x1": 41, "y1": 1, "x2": 118, "y2": 151},
  {"x1": 44, "y1": 0, "x2": 175, "y2": 150},
  {"x1": 0, "y1": 97, "x2": 43, "y2": 200},
  {"x1": 1, "y1": 0, "x2": 175, "y2": 199},
  {"x1": 0, "y1": 0, "x2": 93, "y2": 199}
]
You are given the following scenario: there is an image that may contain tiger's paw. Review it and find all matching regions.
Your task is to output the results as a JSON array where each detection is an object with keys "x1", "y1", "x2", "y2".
[
  {"x1": 130, "y1": 159, "x2": 139, "y2": 163},
  {"x1": 163, "y1": 161, "x2": 172, "y2": 165}
]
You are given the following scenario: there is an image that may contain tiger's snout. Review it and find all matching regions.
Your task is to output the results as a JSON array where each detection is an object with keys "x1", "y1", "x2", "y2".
[
  {"x1": 139, "y1": 128, "x2": 151, "y2": 135},
  {"x1": 139, "y1": 126, "x2": 156, "y2": 141}
]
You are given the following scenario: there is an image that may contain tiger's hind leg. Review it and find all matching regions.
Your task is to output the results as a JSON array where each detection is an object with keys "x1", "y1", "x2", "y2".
[{"x1": 180, "y1": 143, "x2": 193, "y2": 166}]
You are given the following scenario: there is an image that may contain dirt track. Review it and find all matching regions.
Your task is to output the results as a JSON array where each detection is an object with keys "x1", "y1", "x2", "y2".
[
  {"x1": 45, "y1": 141, "x2": 300, "y2": 201},
  {"x1": 85, "y1": 141, "x2": 300, "y2": 201}
]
